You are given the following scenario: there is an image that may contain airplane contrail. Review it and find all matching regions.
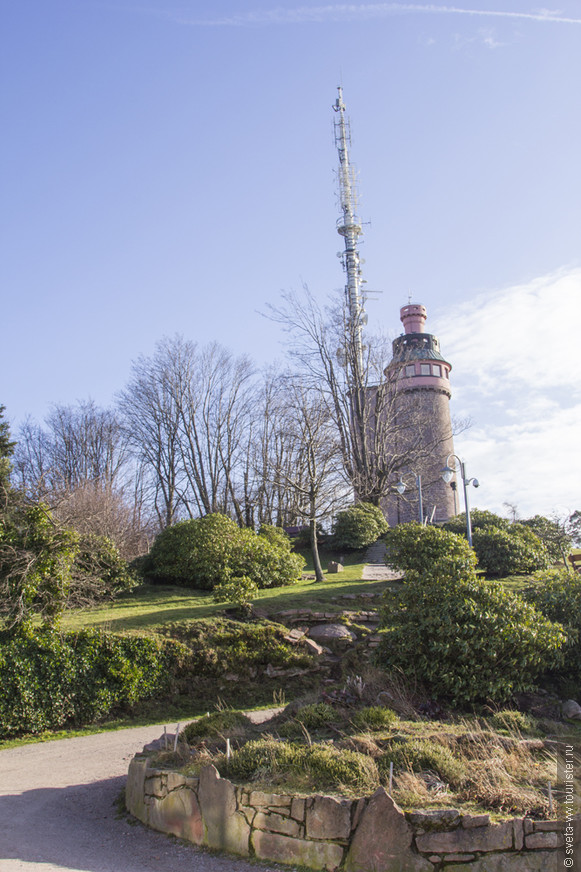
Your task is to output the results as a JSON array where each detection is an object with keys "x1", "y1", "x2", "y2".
[{"x1": 163, "y1": 3, "x2": 581, "y2": 27}]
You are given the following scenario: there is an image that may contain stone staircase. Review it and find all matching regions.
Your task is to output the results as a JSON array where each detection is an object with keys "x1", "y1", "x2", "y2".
[{"x1": 362, "y1": 539, "x2": 402, "y2": 580}]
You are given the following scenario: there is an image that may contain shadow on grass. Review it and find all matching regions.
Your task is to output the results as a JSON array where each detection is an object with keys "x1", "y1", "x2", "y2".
[{"x1": 61, "y1": 574, "x2": 393, "y2": 633}]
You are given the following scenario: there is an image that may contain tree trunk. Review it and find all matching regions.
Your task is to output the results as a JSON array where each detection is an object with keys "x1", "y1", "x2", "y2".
[{"x1": 310, "y1": 515, "x2": 324, "y2": 583}]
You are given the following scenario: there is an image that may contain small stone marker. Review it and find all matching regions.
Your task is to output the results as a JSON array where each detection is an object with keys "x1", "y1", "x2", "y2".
[{"x1": 327, "y1": 561, "x2": 344, "y2": 573}]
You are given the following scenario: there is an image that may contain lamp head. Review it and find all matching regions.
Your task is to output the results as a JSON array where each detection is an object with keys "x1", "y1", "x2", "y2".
[
  {"x1": 441, "y1": 465, "x2": 454, "y2": 484},
  {"x1": 472, "y1": 478, "x2": 480, "y2": 488},
  {"x1": 396, "y1": 478, "x2": 406, "y2": 495}
]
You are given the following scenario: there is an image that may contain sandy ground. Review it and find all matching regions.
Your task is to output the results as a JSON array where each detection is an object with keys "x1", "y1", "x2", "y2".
[{"x1": 0, "y1": 714, "x2": 289, "y2": 872}]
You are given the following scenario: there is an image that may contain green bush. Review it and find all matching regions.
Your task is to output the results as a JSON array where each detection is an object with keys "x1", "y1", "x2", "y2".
[
  {"x1": 351, "y1": 705, "x2": 399, "y2": 732},
  {"x1": 69, "y1": 533, "x2": 138, "y2": 606},
  {"x1": 488, "y1": 710, "x2": 537, "y2": 735},
  {"x1": 0, "y1": 627, "x2": 179, "y2": 737},
  {"x1": 221, "y1": 738, "x2": 303, "y2": 780},
  {"x1": 443, "y1": 512, "x2": 550, "y2": 578},
  {"x1": 183, "y1": 710, "x2": 251, "y2": 742},
  {"x1": 521, "y1": 515, "x2": 572, "y2": 564},
  {"x1": 0, "y1": 502, "x2": 78, "y2": 629},
  {"x1": 294, "y1": 702, "x2": 336, "y2": 728},
  {"x1": 376, "y1": 559, "x2": 565, "y2": 705},
  {"x1": 144, "y1": 514, "x2": 305, "y2": 590},
  {"x1": 379, "y1": 738, "x2": 466, "y2": 787},
  {"x1": 383, "y1": 522, "x2": 477, "y2": 576},
  {"x1": 444, "y1": 510, "x2": 511, "y2": 535},
  {"x1": 471, "y1": 525, "x2": 550, "y2": 577},
  {"x1": 222, "y1": 738, "x2": 379, "y2": 792},
  {"x1": 212, "y1": 575, "x2": 259, "y2": 616},
  {"x1": 258, "y1": 524, "x2": 293, "y2": 550},
  {"x1": 523, "y1": 569, "x2": 581, "y2": 680},
  {"x1": 332, "y1": 503, "x2": 388, "y2": 550},
  {"x1": 301, "y1": 744, "x2": 379, "y2": 792}
]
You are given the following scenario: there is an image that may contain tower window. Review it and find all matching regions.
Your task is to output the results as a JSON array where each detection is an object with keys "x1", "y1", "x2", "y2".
[
  {"x1": 405, "y1": 365, "x2": 415, "y2": 377},
  {"x1": 432, "y1": 364, "x2": 441, "y2": 377},
  {"x1": 420, "y1": 364, "x2": 431, "y2": 375}
]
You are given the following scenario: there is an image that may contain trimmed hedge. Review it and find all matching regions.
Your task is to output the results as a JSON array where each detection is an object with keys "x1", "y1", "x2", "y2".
[{"x1": 0, "y1": 627, "x2": 182, "y2": 737}]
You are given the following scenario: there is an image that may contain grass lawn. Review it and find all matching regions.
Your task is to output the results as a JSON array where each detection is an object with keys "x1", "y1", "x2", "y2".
[
  {"x1": 60, "y1": 549, "x2": 385, "y2": 633},
  {"x1": 57, "y1": 553, "x2": 540, "y2": 635}
]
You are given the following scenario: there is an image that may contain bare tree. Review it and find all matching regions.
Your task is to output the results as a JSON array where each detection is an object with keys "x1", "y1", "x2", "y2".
[
  {"x1": 174, "y1": 342, "x2": 255, "y2": 523},
  {"x1": 12, "y1": 402, "x2": 153, "y2": 558},
  {"x1": 14, "y1": 401, "x2": 127, "y2": 498},
  {"x1": 118, "y1": 336, "x2": 256, "y2": 527},
  {"x1": 244, "y1": 370, "x2": 307, "y2": 530},
  {"x1": 118, "y1": 337, "x2": 186, "y2": 528},
  {"x1": 268, "y1": 379, "x2": 347, "y2": 580},
  {"x1": 267, "y1": 289, "x2": 443, "y2": 506}
]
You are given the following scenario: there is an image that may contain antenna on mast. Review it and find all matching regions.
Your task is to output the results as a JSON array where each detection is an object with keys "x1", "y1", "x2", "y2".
[{"x1": 333, "y1": 87, "x2": 366, "y2": 382}]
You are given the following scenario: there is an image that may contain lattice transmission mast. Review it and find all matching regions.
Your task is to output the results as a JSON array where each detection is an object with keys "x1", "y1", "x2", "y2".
[{"x1": 333, "y1": 87, "x2": 367, "y2": 385}]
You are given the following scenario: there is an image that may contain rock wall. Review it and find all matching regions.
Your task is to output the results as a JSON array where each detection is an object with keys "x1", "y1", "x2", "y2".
[{"x1": 126, "y1": 755, "x2": 580, "y2": 871}]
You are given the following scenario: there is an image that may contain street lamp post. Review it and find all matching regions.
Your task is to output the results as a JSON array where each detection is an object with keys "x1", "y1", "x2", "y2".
[
  {"x1": 396, "y1": 474, "x2": 424, "y2": 524},
  {"x1": 441, "y1": 454, "x2": 479, "y2": 547}
]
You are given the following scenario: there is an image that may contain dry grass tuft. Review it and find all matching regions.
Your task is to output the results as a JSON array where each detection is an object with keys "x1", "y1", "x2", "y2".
[{"x1": 393, "y1": 771, "x2": 452, "y2": 808}]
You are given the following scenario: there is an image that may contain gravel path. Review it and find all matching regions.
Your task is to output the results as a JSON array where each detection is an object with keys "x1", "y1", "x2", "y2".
[{"x1": 0, "y1": 715, "x2": 288, "y2": 872}]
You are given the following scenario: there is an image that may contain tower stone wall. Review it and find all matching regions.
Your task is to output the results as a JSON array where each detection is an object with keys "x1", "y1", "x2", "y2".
[{"x1": 380, "y1": 304, "x2": 456, "y2": 526}]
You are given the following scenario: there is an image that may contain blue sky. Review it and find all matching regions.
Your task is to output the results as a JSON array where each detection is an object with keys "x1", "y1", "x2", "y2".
[{"x1": 2, "y1": 0, "x2": 580, "y2": 518}]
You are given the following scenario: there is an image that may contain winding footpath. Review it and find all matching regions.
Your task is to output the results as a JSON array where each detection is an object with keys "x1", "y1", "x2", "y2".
[
  {"x1": 0, "y1": 720, "x2": 289, "y2": 872},
  {"x1": 0, "y1": 558, "x2": 389, "y2": 872}
]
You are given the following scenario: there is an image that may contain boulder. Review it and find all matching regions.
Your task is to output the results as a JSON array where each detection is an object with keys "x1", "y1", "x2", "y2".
[
  {"x1": 252, "y1": 831, "x2": 344, "y2": 871},
  {"x1": 344, "y1": 788, "x2": 431, "y2": 872},
  {"x1": 416, "y1": 820, "x2": 513, "y2": 854},
  {"x1": 305, "y1": 795, "x2": 352, "y2": 840},
  {"x1": 308, "y1": 624, "x2": 357, "y2": 643},
  {"x1": 198, "y1": 765, "x2": 250, "y2": 856},
  {"x1": 327, "y1": 561, "x2": 344, "y2": 573},
  {"x1": 562, "y1": 699, "x2": 581, "y2": 720},
  {"x1": 303, "y1": 638, "x2": 324, "y2": 656}
]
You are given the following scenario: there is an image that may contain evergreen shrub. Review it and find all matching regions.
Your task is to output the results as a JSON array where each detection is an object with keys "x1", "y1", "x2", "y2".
[
  {"x1": 0, "y1": 627, "x2": 180, "y2": 737},
  {"x1": 144, "y1": 514, "x2": 304, "y2": 590},
  {"x1": 444, "y1": 511, "x2": 550, "y2": 577},
  {"x1": 379, "y1": 738, "x2": 466, "y2": 787},
  {"x1": 294, "y1": 702, "x2": 336, "y2": 728},
  {"x1": 383, "y1": 522, "x2": 476, "y2": 575},
  {"x1": 183, "y1": 710, "x2": 251, "y2": 742},
  {"x1": 351, "y1": 705, "x2": 399, "y2": 731},
  {"x1": 523, "y1": 569, "x2": 581, "y2": 680},
  {"x1": 489, "y1": 710, "x2": 537, "y2": 735},
  {"x1": 332, "y1": 503, "x2": 388, "y2": 550},
  {"x1": 376, "y1": 559, "x2": 565, "y2": 705},
  {"x1": 471, "y1": 525, "x2": 549, "y2": 577}
]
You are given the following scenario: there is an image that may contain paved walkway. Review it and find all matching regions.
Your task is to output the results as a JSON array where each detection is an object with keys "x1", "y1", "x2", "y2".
[
  {"x1": 0, "y1": 715, "x2": 288, "y2": 872},
  {"x1": 362, "y1": 540, "x2": 403, "y2": 581}
]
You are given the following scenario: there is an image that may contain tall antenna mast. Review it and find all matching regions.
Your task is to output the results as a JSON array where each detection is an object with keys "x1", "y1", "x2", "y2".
[{"x1": 333, "y1": 86, "x2": 366, "y2": 383}]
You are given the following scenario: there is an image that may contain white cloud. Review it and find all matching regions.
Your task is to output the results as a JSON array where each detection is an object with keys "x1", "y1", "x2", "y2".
[
  {"x1": 433, "y1": 267, "x2": 581, "y2": 518},
  {"x1": 155, "y1": 3, "x2": 581, "y2": 28},
  {"x1": 437, "y1": 267, "x2": 581, "y2": 395}
]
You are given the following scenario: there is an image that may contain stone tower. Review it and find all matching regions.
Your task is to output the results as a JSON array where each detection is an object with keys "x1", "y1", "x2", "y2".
[{"x1": 381, "y1": 303, "x2": 456, "y2": 526}]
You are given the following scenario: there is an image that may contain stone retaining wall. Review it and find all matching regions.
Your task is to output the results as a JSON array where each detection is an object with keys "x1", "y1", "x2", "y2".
[{"x1": 126, "y1": 754, "x2": 580, "y2": 871}]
